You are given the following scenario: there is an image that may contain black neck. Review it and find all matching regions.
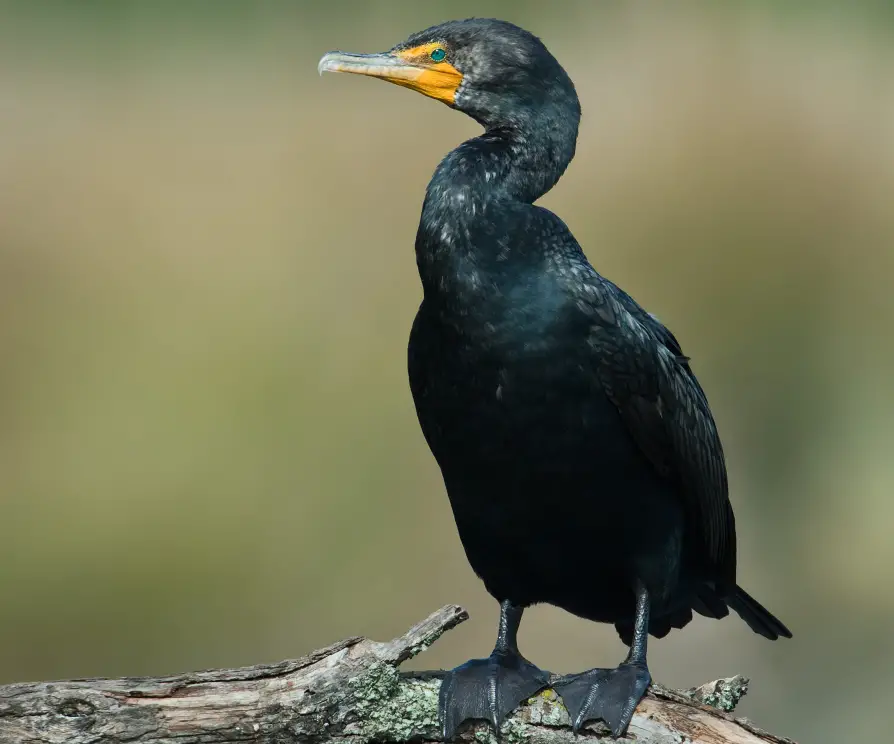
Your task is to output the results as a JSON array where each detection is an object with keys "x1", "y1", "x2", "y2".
[
  {"x1": 426, "y1": 114, "x2": 578, "y2": 207},
  {"x1": 416, "y1": 110, "x2": 579, "y2": 293}
]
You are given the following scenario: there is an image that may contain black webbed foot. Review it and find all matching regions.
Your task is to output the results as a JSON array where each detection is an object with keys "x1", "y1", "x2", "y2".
[
  {"x1": 553, "y1": 662, "x2": 651, "y2": 737},
  {"x1": 438, "y1": 650, "x2": 550, "y2": 739}
]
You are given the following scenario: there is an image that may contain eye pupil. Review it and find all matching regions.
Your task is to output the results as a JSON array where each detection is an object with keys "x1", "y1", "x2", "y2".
[{"x1": 431, "y1": 48, "x2": 446, "y2": 62}]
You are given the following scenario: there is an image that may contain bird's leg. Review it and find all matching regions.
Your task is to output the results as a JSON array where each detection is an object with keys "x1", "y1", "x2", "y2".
[
  {"x1": 439, "y1": 600, "x2": 550, "y2": 740},
  {"x1": 553, "y1": 582, "x2": 653, "y2": 737}
]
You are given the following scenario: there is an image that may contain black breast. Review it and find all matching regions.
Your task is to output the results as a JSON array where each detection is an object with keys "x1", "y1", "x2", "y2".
[{"x1": 407, "y1": 269, "x2": 687, "y2": 619}]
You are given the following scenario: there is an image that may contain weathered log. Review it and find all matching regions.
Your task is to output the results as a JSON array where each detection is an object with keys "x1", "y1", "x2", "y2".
[{"x1": 0, "y1": 605, "x2": 794, "y2": 744}]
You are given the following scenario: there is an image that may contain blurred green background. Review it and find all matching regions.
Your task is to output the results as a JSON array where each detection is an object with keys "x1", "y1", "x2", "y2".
[{"x1": 1, "y1": 1, "x2": 892, "y2": 741}]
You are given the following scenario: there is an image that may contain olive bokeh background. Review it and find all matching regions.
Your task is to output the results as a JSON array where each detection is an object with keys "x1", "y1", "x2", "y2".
[{"x1": 2, "y1": 2, "x2": 893, "y2": 742}]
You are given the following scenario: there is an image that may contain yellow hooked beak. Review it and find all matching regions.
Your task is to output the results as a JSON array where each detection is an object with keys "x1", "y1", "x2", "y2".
[{"x1": 318, "y1": 42, "x2": 463, "y2": 106}]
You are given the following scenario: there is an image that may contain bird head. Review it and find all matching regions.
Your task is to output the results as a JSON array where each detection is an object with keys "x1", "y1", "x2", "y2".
[{"x1": 318, "y1": 18, "x2": 579, "y2": 131}]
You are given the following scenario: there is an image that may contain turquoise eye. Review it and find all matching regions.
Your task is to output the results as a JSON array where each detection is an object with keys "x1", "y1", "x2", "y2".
[{"x1": 431, "y1": 48, "x2": 447, "y2": 62}]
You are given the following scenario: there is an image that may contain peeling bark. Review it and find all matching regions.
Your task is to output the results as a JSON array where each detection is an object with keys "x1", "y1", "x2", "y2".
[{"x1": 0, "y1": 605, "x2": 794, "y2": 744}]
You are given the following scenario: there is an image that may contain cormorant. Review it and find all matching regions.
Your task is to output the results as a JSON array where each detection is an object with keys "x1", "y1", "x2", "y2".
[{"x1": 319, "y1": 18, "x2": 791, "y2": 739}]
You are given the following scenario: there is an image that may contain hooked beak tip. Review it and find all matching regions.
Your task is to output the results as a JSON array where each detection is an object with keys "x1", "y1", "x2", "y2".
[{"x1": 318, "y1": 53, "x2": 337, "y2": 76}]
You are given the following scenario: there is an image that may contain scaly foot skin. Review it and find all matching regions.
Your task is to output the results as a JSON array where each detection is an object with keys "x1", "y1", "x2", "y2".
[
  {"x1": 553, "y1": 662, "x2": 651, "y2": 737},
  {"x1": 439, "y1": 650, "x2": 551, "y2": 739}
]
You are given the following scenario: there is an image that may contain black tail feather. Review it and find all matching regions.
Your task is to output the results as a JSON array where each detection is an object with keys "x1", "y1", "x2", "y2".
[
  {"x1": 692, "y1": 586, "x2": 730, "y2": 620},
  {"x1": 727, "y1": 585, "x2": 792, "y2": 640}
]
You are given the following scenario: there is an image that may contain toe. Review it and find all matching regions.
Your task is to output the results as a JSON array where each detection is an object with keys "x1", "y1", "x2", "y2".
[{"x1": 554, "y1": 669, "x2": 608, "y2": 731}]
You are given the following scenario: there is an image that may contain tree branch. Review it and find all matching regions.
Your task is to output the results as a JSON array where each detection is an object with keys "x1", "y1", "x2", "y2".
[{"x1": 0, "y1": 605, "x2": 794, "y2": 744}]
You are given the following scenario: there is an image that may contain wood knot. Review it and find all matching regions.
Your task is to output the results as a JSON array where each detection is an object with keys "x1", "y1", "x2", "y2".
[{"x1": 56, "y1": 698, "x2": 96, "y2": 717}]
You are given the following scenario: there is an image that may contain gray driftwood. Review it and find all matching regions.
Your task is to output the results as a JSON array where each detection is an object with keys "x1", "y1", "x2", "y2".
[{"x1": 0, "y1": 605, "x2": 794, "y2": 744}]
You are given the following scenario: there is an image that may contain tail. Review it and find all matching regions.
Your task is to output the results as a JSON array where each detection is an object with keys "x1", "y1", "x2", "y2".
[
  {"x1": 615, "y1": 584, "x2": 792, "y2": 645},
  {"x1": 726, "y1": 585, "x2": 792, "y2": 640}
]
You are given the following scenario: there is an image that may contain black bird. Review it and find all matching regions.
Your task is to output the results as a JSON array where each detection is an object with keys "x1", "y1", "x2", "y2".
[{"x1": 319, "y1": 18, "x2": 791, "y2": 739}]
